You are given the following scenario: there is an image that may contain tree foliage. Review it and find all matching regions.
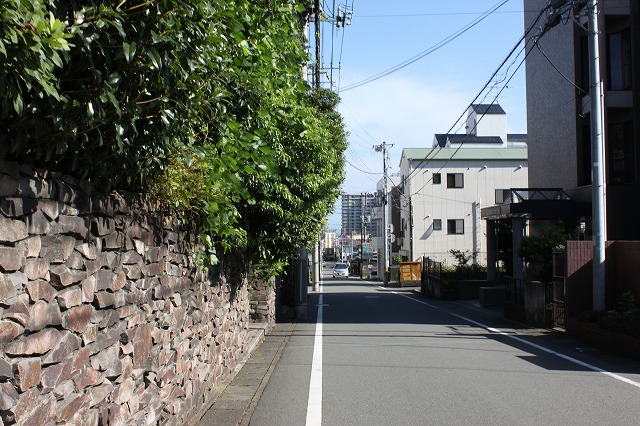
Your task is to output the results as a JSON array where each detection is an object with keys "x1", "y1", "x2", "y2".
[{"x1": 1, "y1": 0, "x2": 347, "y2": 274}]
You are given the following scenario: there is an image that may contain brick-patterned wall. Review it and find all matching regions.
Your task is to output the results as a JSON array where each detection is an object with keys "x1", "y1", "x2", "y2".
[{"x1": 0, "y1": 161, "x2": 252, "y2": 425}]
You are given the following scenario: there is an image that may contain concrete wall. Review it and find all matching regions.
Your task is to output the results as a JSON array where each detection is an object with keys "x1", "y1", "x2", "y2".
[{"x1": 0, "y1": 161, "x2": 259, "y2": 425}]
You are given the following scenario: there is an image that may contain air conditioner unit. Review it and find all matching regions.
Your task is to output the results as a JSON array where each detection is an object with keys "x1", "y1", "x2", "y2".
[{"x1": 397, "y1": 237, "x2": 403, "y2": 246}]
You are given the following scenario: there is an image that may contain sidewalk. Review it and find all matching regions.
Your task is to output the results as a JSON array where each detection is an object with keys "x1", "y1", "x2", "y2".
[{"x1": 190, "y1": 322, "x2": 295, "y2": 426}]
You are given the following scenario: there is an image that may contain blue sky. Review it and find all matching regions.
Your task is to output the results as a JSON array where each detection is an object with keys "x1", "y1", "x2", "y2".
[{"x1": 321, "y1": 0, "x2": 530, "y2": 233}]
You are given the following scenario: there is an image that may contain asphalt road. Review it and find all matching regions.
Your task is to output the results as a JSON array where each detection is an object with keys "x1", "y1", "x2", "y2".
[{"x1": 247, "y1": 266, "x2": 640, "y2": 425}]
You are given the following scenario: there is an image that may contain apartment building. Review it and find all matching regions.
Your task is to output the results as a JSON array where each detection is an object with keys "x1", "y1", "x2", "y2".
[
  {"x1": 398, "y1": 105, "x2": 528, "y2": 265},
  {"x1": 524, "y1": 0, "x2": 640, "y2": 240}
]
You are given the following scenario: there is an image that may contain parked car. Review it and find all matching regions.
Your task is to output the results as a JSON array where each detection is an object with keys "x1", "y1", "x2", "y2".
[{"x1": 333, "y1": 262, "x2": 349, "y2": 278}]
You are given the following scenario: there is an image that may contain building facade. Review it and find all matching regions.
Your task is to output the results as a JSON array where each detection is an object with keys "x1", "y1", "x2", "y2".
[
  {"x1": 398, "y1": 105, "x2": 528, "y2": 265},
  {"x1": 340, "y1": 193, "x2": 379, "y2": 238},
  {"x1": 524, "y1": 0, "x2": 640, "y2": 240}
]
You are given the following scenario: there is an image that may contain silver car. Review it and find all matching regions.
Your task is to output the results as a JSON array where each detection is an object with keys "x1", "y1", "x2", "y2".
[{"x1": 333, "y1": 262, "x2": 349, "y2": 278}]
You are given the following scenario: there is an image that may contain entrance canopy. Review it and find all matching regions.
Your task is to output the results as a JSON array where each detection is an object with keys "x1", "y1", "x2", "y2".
[{"x1": 481, "y1": 188, "x2": 590, "y2": 221}]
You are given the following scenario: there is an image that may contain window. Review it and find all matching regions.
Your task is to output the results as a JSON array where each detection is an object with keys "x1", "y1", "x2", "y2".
[
  {"x1": 447, "y1": 173, "x2": 464, "y2": 188},
  {"x1": 495, "y1": 189, "x2": 510, "y2": 204},
  {"x1": 608, "y1": 28, "x2": 631, "y2": 91},
  {"x1": 432, "y1": 219, "x2": 442, "y2": 231},
  {"x1": 608, "y1": 121, "x2": 635, "y2": 184},
  {"x1": 447, "y1": 219, "x2": 464, "y2": 235},
  {"x1": 432, "y1": 173, "x2": 441, "y2": 184}
]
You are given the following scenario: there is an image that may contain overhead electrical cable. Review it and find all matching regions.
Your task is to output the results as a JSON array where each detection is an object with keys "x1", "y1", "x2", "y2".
[
  {"x1": 339, "y1": 0, "x2": 510, "y2": 92},
  {"x1": 401, "y1": 1, "x2": 550, "y2": 186}
]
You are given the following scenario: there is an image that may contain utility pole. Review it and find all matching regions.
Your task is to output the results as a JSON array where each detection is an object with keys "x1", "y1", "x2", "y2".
[
  {"x1": 360, "y1": 193, "x2": 365, "y2": 279},
  {"x1": 375, "y1": 142, "x2": 392, "y2": 286},
  {"x1": 587, "y1": 0, "x2": 606, "y2": 311},
  {"x1": 314, "y1": 0, "x2": 321, "y2": 88},
  {"x1": 538, "y1": 0, "x2": 607, "y2": 311}
]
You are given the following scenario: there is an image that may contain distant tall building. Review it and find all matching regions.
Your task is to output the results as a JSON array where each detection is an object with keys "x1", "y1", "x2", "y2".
[{"x1": 341, "y1": 193, "x2": 378, "y2": 238}]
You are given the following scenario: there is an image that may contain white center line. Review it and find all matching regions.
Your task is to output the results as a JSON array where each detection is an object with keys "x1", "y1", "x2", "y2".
[
  {"x1": 388, "y1": 288, "x2": 640, "y2": 389},
  {"x1": 306, "y1": 285, "x2": 323, "y2": 426}
]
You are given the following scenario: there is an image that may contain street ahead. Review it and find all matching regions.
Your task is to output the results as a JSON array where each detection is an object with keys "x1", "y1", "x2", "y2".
[{"x1": 246, "y1": 266, "x2": 640, "y2": 426}]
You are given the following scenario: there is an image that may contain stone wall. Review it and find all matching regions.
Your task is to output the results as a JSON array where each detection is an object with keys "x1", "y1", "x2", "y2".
[
  {"x1": 0, "y1": 161, "x2": 253, "y2": 425},
  {"x1": 248, "y1": 274, "x2": 275, "y2": 323}
]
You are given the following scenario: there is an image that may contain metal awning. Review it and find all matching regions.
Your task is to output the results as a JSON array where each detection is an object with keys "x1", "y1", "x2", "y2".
[{"x1": 481, "y1": 188, "x2": 591, "y2": 220}]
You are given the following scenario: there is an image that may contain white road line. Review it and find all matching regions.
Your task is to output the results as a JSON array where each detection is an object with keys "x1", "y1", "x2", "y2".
[
  {"x1": 306, "y1": 287, "x2": 323, "y2": 426},
  {"x1": 388, "y1": 288, "x2": 640, "y2": 389}
]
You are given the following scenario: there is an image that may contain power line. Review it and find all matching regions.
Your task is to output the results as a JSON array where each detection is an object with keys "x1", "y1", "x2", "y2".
[
  {"x1": 400, "y1": 2, "x2": 549, "y2": 188},
  {"x1": 339, "y1": 0, "x2": 510, "y2": 92}
]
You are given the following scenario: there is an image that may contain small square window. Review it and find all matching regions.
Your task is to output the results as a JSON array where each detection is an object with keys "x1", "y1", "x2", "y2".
[
  {"x1": 447, "y1": 219, "x2": 464, "y2": 234},
  {"x1": 433, "y1": 173, "x2": 441, "y2": 184},
  {"x1": 447, "y1": 173, "x2": 464, "y2": 188},
  {"x1": 433, "y1": 219, "x2": 442, "y2": 231},
  {"x1": 495, "y1": 189, "x2": 510, "y2": 204}
]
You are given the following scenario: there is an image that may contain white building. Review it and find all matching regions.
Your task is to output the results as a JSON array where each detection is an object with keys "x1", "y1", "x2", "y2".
[{"x1": 397, "y1": 104, "x2": 528, "y2": 265}]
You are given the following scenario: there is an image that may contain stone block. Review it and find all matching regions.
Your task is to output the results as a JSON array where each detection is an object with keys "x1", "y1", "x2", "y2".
[
  {"x1": 65, "y1": 250, "x2": 85, "y2": 270},
  {"x1": 17, "y1": 358, "x2": 41, "y2": 391},
  {"x1": 0, "y1": 174, "x2": 18, "y2": 197},
  {"x1": 90, "y1": 344, "x2": 119, "y2": 372},
  {"x1": 62, "y1": 305, "x2": 93, "y2": 334},
  {"x1": 0, "y1": 247, "x2": 24, "y2": 272},
  {"x1": 14, "y1": 388, "x2": 56, "y2": 426},
  {"x1": 95, "y1": 291, "x2": 116, "y2": 308},
  {"x1": 52, "y1": 215, "x2": 89, "y2": 238},
  {"x1": 101, "y1": 232, "x2": 121, "y2": 250},
  {"x1": 124, "y1": 264, "x2": 143, "y2": 280},
  {"x1": 94, "y1": 269, "x2": 125, "y2": 292},
  {"x1": 0, "y1": 383, "x2": 19, "y2": 412},
  {"x1": 17, "y1": 235, "x2": 41, "y2": 258},
  {"x1": 88, "y1": 329, "x2": 120, "y2": 354},
  {"x1": 18, "y1": 176, "x2": 56, "y2": 199},
  {"x1": 26, "y1": 300, "x2": 62, "y2": 332},
  {"x1": 112, "y1": 378, "x2": 136, "y2": 405},
  {"x1": 73, "y1": 364, "x2": 102, "y2": 391},
  {"x1": 0, "y1": 274, "x2": 16, "y2": 302},
  {"x1": 56, "y1": 394, "x2": 89, "y2": 424},
  {"x1": 1, "y1": 197, "x2": 38, "y2": 217},
  {"x1": 5, "y1": 328, "x2": 62, "y2": 356},
  {"x1": 0, "y1": 358, "x2": 12, "y2": 380},
  {"x1": 81, "y1": 275, "x2": 96, "y2": 303},
  {"x1": 75, "y1": 242, "x2": 98, "y2": 260},
  {"x1": 50, "y1": 264, "x2": 86, "y2": 288},
  {"x1": 26, "y1": 209, "x2": 51, "y2": 235},
  {"x1": 92, "y1": 217, "x2": 115, "y2": 237},
  {"x1": 37, "y1": 199, "x2": 61, "y2": 220},
  {"x1": 3, "y1": 294, "x2": 30, "y2": 326},
  {"x1": 0, "y1": 217, "x2": 28, "y2": 243},
  {"x1": 88, "y1": 382, "x2": 114, "y2": 407},
  {"x1": 53, "y1": 379, "x2": 76, "y2": 400},
  {"x1": 25, "y1": 280, "x2": 56, "y2": 302},
  {"x1": 122, "y1": 250, "x2": 143, "y2": 265},
  {"x1": 58, "y1": 287, "x2": 83, "y2": 309},
  {"x1": 41, "y1": 359, "x2": 73, "y2": 392},
  {"x1": 24, "y1": 258, "x2": 50, "y2": 280},
  {"x1": 40, "y1": 235, "x2": 76, "y2": 264},
  {"x1": 133, "y1": 239, "x2": 145, "y2": 255},
  {"x1": 129, "y1": 324, "x2": 152, "y2": 369},
  {"x1": 42, "y1": 331, "x2": 81, "y2": 365},
  {"x1": 0, "y1": 319, "x2": 24, "y2": 343},
  {"x1": 5, "y1": 271, "x2": 27, "y2": 289},
  {"x1": 146, "y1": 247, "x2": 161, "y2": 263}
]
